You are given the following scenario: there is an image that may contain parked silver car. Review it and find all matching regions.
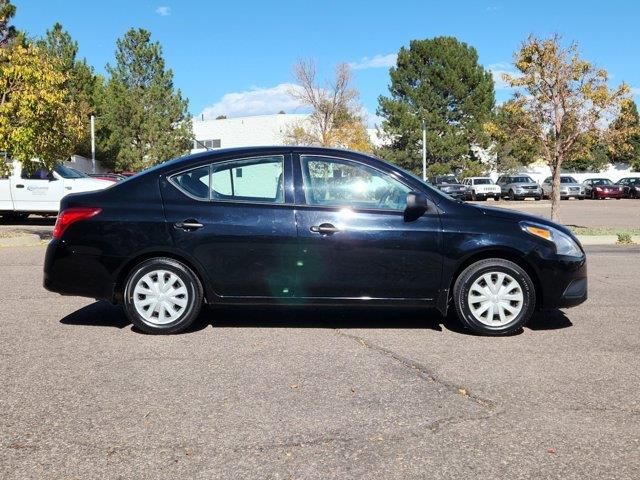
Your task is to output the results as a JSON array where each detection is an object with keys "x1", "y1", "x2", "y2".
[
  {"x1": 541, "y1": 176, "x2": 585, "y2": 200},
  {"x1": 496, "y1": 175, "x2": 542, "y2": 200}
]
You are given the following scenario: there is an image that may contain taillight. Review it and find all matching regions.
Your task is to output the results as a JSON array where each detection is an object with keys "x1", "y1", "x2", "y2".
[{"x1": 53, "y1": 207, "x2": 102, "y2": 239}]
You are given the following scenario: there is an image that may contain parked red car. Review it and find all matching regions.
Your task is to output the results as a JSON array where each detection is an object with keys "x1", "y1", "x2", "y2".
[{"x1": 583, "y1": 178, "x2": 623, "y2": 199}]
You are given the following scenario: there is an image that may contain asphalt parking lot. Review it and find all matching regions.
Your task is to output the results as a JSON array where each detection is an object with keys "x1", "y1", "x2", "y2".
[
  {"x1": 1, "y1": 244, "x2": 638, "y2": 479},
  {"x1": 467, "y1": 198, "x2": 640, "y2": 229}
]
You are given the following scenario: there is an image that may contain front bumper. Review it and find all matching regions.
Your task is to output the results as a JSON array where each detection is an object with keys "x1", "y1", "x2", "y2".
[
  {"x1": 560, "y1": 190, "x2": 586, "y2": 198},
  {"x1": 474, "y1": 190, "x2": 501, "y2": 198},
  {"x1": 538, "y1": 253, "x2": 588, "y2": 309},
  {"x1": 594, "y1": 190, "x2": 623, "y2": 198},
  {"x1": 515, "y1": 190, "x2": 541, "y2": 198},
  {"x1": 443, "y1": 190, "x2": 468, "y2": 200}
]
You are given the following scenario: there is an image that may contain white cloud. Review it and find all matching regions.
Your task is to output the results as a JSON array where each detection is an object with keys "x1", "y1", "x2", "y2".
[
  {"x1": 155, "y1": 6, "x2": 170, "y2": 16},
  {"x1": 198, "y1": 83, "x2": 309, "y2": 119},
  {"x1": 487, "y1": 62, "x2": 521, "y2": 90},
  {"x1": 349, "y1": 53, "x2": 397, "y2": 71}
]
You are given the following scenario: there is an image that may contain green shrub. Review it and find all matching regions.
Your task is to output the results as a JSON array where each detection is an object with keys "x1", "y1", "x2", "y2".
[{"x1": 616, "y1": 232, "x2": 634, "y2": 245}]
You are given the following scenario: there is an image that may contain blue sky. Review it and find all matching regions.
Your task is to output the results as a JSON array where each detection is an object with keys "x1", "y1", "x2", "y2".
[{"x1": 15, "y1": 0, "x2": 640, "y2": 124}]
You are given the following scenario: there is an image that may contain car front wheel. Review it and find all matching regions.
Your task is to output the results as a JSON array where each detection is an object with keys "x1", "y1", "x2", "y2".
[
  {"x1": 123, "y1": 257, "x2": 203, "y2": 334},
  {"x1": 453, "y1": 258, "x2": 536, "y2": 335}
]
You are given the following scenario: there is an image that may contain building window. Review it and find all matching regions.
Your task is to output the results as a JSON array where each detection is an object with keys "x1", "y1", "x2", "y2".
[{"x1": 194, "y1": 139, "x2": 221, "y2": 149}]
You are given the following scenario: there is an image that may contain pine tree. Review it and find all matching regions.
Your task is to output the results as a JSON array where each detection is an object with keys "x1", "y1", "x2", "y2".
[
  {"x1": 99, "y1": 28, "x2": 192, "y2": 171},
  {"x1": 377, "y1": 37, "x2": 495, "y2": 173},
  {"x1": 37, "y1": 23, "x2": 97, "y2": 157}
]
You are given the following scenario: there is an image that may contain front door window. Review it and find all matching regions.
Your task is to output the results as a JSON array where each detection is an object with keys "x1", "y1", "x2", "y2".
[{"x1": 301, "y1": 156, "x2": 410, "y2": 211}]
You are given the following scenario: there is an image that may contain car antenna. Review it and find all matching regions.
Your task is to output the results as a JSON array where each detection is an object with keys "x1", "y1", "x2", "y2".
[{"x1": 193, "y1": 139, "x2": 212, "y2": 151}]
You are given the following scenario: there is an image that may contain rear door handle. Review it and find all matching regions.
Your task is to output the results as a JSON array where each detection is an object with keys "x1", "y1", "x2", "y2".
[
  {"x1": 174, "y1": 220, "x2": 204, "y2": 231},
  {"x1": 310, "y1": 223, "x2": 340, "y2": 235}
]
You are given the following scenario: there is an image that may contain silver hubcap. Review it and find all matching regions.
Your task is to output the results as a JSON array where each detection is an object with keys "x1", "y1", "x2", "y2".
[
  {"x1": 468, "y1": 272, "x2": 524, "y2": 326},
  {"x1": 133, "y1": 270, "x2": 189, "y2": 325}
]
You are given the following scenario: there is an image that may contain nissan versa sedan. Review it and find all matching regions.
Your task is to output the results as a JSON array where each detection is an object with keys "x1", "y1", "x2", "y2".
[{"x1": 44, "y1": 147, "x2": 587, "y2": 335}]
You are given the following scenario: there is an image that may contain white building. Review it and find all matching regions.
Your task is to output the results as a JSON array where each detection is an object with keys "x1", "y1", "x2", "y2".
[
  {"x1": 191, "y1": 113, "x2": 381, "y2": 153},
  {"x1": 191, "y1": 114, "x2": 309, "y2": 153}
]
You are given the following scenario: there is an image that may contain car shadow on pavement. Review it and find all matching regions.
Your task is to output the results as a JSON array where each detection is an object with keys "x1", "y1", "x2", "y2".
[
  {"x1": 527, "y1": 308, "x2": 573, "y2": 331},
  {"x1": 59, "y1": 301, "x2": 573, "y2": 335},
  {"x1": 60, "y1": 301, "x2": 130, "y2": 329}
]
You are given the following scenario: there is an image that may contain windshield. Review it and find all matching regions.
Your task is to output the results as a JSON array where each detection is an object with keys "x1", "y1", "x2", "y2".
[
  {"x1": 511, "y1": 176, "x2": 534, "y2": 183},
  {"x1": 473, "y1": 178, "x2": 492, "y2": 185},
  {"x1": 591, "y1": 179, "x2": 613, "y2": 186},
  {"x1": 561, "y1": 177, "x2": 578, "y2": 183},
  {"x1": 436, "y1": 176, "x2": 459, "y2": 184},
  {"x1": 54, "y1": 164, "x2": 87, "y2": 179}
]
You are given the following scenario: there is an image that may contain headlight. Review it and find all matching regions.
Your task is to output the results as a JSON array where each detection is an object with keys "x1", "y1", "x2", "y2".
[{"x1": 520, "y1": 222, "x2": 582, "y2": 257}]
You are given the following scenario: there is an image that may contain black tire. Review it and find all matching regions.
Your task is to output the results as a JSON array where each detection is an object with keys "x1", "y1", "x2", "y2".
[
  {"x1": 453, "y1": 258, "x2": 536, "y2": 335},
  {"x1": 534, "y1": 196, "x2": 541, "y2": 201},
  {"x1": 508, "y1": 189, "x2": 515, "y2": 201},
  {"x1": 494, "y1": 195, "x2": 500, "y2": 201},
  {"x1": 123, "y1": 257, "x2": 203, "y2": 334}
]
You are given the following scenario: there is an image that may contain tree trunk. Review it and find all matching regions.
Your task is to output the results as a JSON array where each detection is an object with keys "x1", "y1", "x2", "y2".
[{"x1": 550, "y1": 162, "x2": 562, "y2": 222}]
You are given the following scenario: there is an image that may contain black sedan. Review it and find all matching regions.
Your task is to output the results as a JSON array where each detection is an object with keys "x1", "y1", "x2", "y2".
[
  {"x1": 428, "y1": 175, "x2": 469, "y2": 200},
  {"x1": 616, "y1": 177, "x2": 640, "y2": 198},
  {"x1": 44, "y1": 147, "x2": 587, "y2": 335}
]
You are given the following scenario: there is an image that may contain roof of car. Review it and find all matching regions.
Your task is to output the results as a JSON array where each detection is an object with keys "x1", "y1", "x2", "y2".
[{"x1": 137, "y1": 146, "x2": 385, "y2": 176}]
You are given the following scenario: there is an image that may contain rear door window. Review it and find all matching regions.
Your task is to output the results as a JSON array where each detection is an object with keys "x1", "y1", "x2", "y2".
[
  {"x1": 211, "y1": 156, "x2": 284, "y2": 203},
  {"x1": 171, "y1": 165, "x2": 211, "y2": 200}
]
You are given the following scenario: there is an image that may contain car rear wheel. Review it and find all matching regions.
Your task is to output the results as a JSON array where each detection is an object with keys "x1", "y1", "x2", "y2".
[
  {"x1": 123, "y1": 257, "x2": 203, "y2": 334},
  {"x1": 508, "y1": 189, "x2": 515, "y2": 201},
  {"x1": 453, "y1": 258, "x2": 536, "y2": 335}
]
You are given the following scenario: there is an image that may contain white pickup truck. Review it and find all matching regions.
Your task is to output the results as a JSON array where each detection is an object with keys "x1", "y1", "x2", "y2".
[{"x1": 0, "y1": 161, "x2": 113, "y2": 219}]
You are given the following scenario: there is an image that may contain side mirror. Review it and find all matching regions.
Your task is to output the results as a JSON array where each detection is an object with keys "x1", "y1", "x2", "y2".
[
  {"x1": 47, "y1": 171, "x2": 58, "y2": 181},
  {"x1": 404, "y1": 192, "x2": 431, "y2": 222}
]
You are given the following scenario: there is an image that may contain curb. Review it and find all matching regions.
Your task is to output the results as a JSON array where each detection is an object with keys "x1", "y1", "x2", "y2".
[
  {"x1": 0, "y1": 233, "x2": 44, "y2": 247},
  {"x1": 576, "y1": 235, "x2": 640, "y2": 246}
]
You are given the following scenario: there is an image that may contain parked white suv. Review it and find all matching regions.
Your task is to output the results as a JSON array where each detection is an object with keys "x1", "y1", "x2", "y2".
[
  {"x1": 0, "y1": 161, "x2": 113, "y2": 219},
  {"x1": 461, "y1": 177, "x2": 502, "y2": 201}
]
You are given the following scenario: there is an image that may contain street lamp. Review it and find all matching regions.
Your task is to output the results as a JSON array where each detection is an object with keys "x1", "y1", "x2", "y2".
[
  {"x1": 90, "y1": 115, "x2": 96, "y2": 174},
  {"x1": 421, "y1": 119, "x2": 427, "y2": 181}
]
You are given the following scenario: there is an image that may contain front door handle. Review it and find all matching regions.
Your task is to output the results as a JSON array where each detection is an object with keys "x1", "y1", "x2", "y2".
[
  {"x1": 15, "y1": 184, "x2": 24, "y2": 189},
  {"x1": 174, "y1": 220, "x2": 204, "y2": 231},
  {"x1": 310, "y1": 223, "x2": 340, "y2": 235}
]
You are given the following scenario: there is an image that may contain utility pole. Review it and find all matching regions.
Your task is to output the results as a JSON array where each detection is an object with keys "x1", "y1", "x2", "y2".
[
  {"x1": 422, "y1": 119, "x2": 427, "y2": 181},
  {"x1": 90, "y1": 115, "x2": 96, "y2": 173}
]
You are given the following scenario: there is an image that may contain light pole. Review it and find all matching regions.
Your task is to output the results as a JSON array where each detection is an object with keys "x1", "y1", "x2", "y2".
[
  {"x1": 90, "y1": 115, "x2": 96, "y2": 173},
  {"x1": 422, "y1": 119, "x2": 427, "y2": 181}
]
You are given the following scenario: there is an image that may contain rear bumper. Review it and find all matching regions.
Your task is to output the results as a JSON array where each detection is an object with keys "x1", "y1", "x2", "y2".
[{"x1": 43, "y1": 239, "x2": 118, "y2": 301}]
